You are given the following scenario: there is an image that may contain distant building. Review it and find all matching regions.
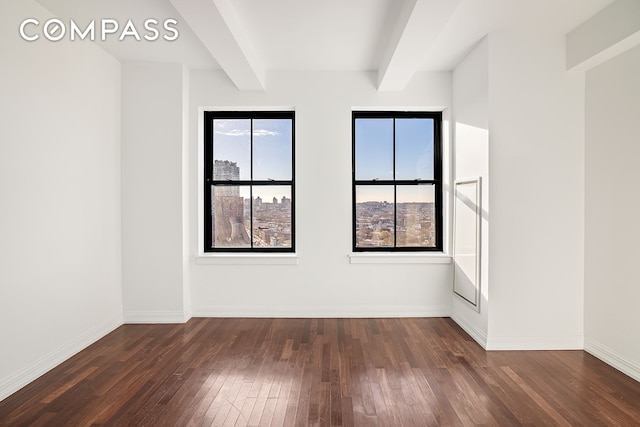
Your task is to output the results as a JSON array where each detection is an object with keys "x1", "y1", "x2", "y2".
[
  {"x1": 213, "y1": 160, "x2": 240, "y2": 180},
  {"x1": 212, "y1": 160, "x2": 247, "y2": 246},
  {"x1": 213, "y1": 160, "x2": 240, "y2": 197}
]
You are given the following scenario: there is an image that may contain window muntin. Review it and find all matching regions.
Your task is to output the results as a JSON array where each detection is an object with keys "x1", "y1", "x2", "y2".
[
  {"x1": 352, "y1": 111, "x2": 442, "y2": 252},
  {"x1": 204, "y1": 111, "x2": 295, "y2": 252}
]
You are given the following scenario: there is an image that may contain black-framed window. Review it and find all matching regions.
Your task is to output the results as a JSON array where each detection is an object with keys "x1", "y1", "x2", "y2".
[
  {"x1": 352, "y1": 111, "x2": 442, "y2": 252},
  {"x1": 204, "y1": 111, "x2": 295, "y2": 252}
]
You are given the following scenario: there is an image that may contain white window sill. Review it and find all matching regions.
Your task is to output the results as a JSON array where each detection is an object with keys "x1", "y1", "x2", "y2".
[
  {"x1": 195, "y1": 253, "x2": 299, "y2": 265},
  {"x1": 348, "y1": 253, "x2": 452, "y2": 264}
]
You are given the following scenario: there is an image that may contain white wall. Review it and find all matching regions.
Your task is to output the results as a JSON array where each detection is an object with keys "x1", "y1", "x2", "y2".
[
  {"x1": 584, "y1": 44, "x2": 640, "y2": 381},
  {"x1": 189, "y1": 71, "x2": 454, "y2": 317},
  {"x1": 451, "y1": 38, "x2": 490, "y2": 346},
  {"x1": 486, "y1": 31, "x2": 585, "y2": 349},
  {"x1": 0, "y1": 0, "x2": 122, "y2": 400},
  {"x1": 121, "y1": 62, "x2": 190, "y2": 323},
  {"x1": 3, "y1": 5, "x2": 627, "y2": 405}
]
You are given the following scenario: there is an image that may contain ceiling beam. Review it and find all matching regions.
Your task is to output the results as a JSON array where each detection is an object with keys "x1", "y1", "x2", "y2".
[
  {"x1": 566, "y1": 0, "x2": 640, "y2": 73},
  {"x1": 170, "y1": 0, "x2": 265, "y2": 90},
  {"x1": 377, "y1": 0, "x2": 461, "y2": 91}
]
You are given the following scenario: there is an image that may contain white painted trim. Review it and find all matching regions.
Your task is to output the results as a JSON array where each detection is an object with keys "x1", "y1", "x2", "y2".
[
  {"x1": 196, "y1": 253, "x2": 299, "y2": 265},
  {"x1": 585, "y1": 338, "x2": 640, "y2": 383},
  {"x1": 200, "y1": 106, "x2": 296, "y2": 112},
  {"x1": 348, "y1": 253, "x2": 452, "y2": 264},
  {"x1": 451, "y1": 314, "x2": 487, "y2": 349},
  {"x1": 351, "y1": 106, "x2": 448, "y2": 112},
  {"x1": 123, "y1": 311, "x2": 190, "y2": 324},
  {"x1": 452, "y1": 177, "x2": 481, "y2": 310},
  {"x1": 192, "y1": 305, "x2": 451, "y2": 318},
  {"x1": 0, "y1": 314, "x2": 123, "y2": 402},
  {"x1": 196, "y1": 106, "x2": 296, "y2": 258},
  {"x1": 485, "y1": 335, "x2": 584, "y2": 351}
]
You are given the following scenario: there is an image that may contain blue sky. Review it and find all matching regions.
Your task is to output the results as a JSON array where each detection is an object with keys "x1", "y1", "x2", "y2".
[
  {"x1": 213, "y1": 118, "x2": 292, "y2": 181},
  {"x1": 355, "y1": 185, "x2": 434, "y2": 204},
  {"x1": 212, "y1": 117, "x2": 434, "y2": 203},
  {"x1": 218, "y1": 185, "x2": 291, "y2": 201},
  {"x1": 355, "y1": 118, "x2": 434, "y2": 181},
  {"x1": 213, "y1": 118, "x2": 292, "y2": 201},
  {"x1": 355, "y1": 117, "x2": 435, "y2": 203}
]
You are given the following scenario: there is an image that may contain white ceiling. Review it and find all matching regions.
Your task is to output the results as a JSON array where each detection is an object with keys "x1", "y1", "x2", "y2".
[
  {"x1": 35, "y1": 0, "x2": 614, "y2": 87},
  {"x1": 232, "y1": 0, "x2": 401, "y2": 71}
]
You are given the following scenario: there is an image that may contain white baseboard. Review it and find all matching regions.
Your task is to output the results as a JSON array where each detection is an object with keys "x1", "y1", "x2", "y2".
[
  {"x1": 0, "y1": 314, "x2": 123, "y2": 402},
  {"x1": 486, "y1": 335, "x2": 584, "y2": 350},
  {"x1": 451, "y1": 314, "x2": 488, "y2": 348},
  {"x1": 191, "y1": 305, "x2": 451, "y2": 318},
  {"x1": 585, "y1": 338, "x2": 640, "y2": 383},
  {"x1": 123, "y1": 310, "x2": 191, "y2": 324}
]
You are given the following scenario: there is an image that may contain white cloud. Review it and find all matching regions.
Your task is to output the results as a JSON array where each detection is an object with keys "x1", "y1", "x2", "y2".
[
  {"x1": 214, "y1": 120, "x2": 280, "y2": 137},
  {"x1": 253, "y1": 129, "x2": 280, "y2": 137},
  {"x1": 215, "y1": 129, "x2": 251, "y2": 137},
  {"x1": 214, "y1": 129, "x2": 280, "y2": 137}
]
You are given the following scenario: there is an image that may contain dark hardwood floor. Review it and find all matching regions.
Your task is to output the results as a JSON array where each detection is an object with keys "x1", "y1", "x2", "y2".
[{"x1": 1, "y1": 318, "x2": 639, "y2": 426}]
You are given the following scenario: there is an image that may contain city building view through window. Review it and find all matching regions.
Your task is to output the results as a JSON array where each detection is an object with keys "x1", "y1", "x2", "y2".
[
  {"x1": 353, "y1": 112, "x2": 442, "y2": 251},
  {"x1": 204, "y1": 112, "x2": 294, "y2": 251}
]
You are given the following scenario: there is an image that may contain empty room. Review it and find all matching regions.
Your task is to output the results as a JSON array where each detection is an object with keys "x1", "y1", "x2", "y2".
[{"x1": 1, "y1": 0, "x2": 640, "y2": 425}]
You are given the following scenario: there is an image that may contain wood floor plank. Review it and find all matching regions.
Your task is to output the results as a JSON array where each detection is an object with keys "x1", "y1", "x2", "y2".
[{"x1": 2, "y1": 318, "x2": 640, "y2": 426}]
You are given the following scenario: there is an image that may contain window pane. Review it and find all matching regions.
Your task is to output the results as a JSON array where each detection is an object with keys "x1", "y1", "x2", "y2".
[
  {"x1": 252, "y1": 185, "x2": 292, "y2": 248},
  {"x1": 211, "y1": 185, "x2": 251, "y2": 248},
  {"x1": 213, "y1": 119, "x2": 250, "y2": 180},
  {"x1": 253, "y1": 119, "x2": 292, "y2": 181},
  {"x1": 355, "y1": 185, "x2": 394, "y2": 247},
  {"x1": 355, "y1": 118, "x2": 393, "y2": 180},
  {"x1": 396, "y1": 185, "x2": 436, "y2": 247},
  {"x1": 395, "y1": 118, "x2": 434, "y2": 180}
]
